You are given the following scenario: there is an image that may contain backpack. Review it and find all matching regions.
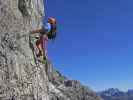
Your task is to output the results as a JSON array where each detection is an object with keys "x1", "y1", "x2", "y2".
[{"x1": 47, "y1": 24, "x2": 57, "y2": 39}]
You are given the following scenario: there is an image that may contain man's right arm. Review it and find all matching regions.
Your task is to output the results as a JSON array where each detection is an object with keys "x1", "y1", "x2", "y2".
[{"x1": 31, "y1": 28, "x2": 44, "y2": 34}]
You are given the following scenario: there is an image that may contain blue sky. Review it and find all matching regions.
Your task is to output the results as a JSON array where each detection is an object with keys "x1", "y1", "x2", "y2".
[{"x1": 44, "y1": 0, "x2": 133, "y2": 91}]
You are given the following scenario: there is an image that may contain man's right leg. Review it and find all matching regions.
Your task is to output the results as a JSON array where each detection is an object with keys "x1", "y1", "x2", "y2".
[{"x1": 36, "y1": 39, "x2": 43, "y2": 57}]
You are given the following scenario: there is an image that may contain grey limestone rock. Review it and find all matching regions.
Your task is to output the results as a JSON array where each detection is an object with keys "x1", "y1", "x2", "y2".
[{"x1": 0, "y1": 0, "x2": 102, "y2": 100}]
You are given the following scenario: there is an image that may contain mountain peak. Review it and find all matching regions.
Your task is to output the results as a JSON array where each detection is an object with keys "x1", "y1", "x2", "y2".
[{"x1": 98, "y1": 88, "x2": 133, "y2": 100}]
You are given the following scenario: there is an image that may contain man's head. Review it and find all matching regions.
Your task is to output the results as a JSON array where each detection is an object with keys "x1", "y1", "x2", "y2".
[{"x1": 48, "y1": 17, "x2": 56, "y2": 25}]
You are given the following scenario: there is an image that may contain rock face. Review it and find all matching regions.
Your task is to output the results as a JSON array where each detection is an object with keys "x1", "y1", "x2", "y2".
[
  {"x1": 0, "y1": 0, "x2": 101, "y2": 100},
  {"x1": 45, "y1": 62, "x2": 102, "y2": 100}
]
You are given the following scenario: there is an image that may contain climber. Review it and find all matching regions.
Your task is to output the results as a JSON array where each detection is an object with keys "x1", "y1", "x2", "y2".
[{"x1": 30, "y1": 17, "x2": 57, "y2": 61}]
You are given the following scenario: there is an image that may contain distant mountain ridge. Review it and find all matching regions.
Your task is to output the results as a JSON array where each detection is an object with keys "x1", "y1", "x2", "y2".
[{"x1": 98, "y1": 88, "x2": 133, "y2": 100}]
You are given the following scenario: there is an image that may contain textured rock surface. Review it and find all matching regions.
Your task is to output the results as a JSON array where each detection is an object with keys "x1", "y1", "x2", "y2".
[
  {"x1": 46, "y1": 62, "x2": 102, "y2": 100},
  {"x1": 0, "y1": 0, "x2": 102, "y2": 100}
]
